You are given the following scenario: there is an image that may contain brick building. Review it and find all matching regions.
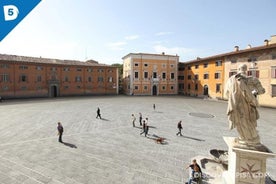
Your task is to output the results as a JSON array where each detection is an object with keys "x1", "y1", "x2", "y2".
[
  {"x1": 122, "y1": 53, "x2": 179, "y2": 95},
  {"x1": 0, "y1": 54, "x2": 118, "y2": 98}
]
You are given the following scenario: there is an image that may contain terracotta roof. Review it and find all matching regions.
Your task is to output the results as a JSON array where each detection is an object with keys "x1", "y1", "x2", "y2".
[
  {"x1": 0, "y1": 54, "x2": 113, "y2": 67},
  {"x1": 181, "y1": 43, "x2": 276, "y2": 64}
]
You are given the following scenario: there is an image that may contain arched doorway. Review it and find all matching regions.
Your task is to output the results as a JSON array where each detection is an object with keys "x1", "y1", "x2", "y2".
[
  {"x1": 152, "y1": 85, "x2": 157, "y2": 96},
  {"x1": 203, "y1": 85, "x2": 209, "y2": 96},
  {"x1": 50, "y1": 85, "x2": 58, "y2": 97}
]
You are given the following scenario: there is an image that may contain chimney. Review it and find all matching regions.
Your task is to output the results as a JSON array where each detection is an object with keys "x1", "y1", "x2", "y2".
[
  {"x1": 162, "y1": 52, "x2": 165, "y2": 55},
  {"x1": 246, "y1": 44, "x2": 252, "y2": 49},
  {"x1": 234, "y1": 46, "x2": 239, "y2": 52},
  {"x1": 270, "y1": 35, "x2": 276, "y2": 44},
  {"x1": 264, "y1": 39, "x2": 269, "y2": 46}
]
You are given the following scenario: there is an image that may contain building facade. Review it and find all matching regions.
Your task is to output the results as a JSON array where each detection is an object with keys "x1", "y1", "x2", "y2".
[
  {"x1": 0, "y1": 54, "x2": 119, "y2": 98},
  {"x1": 122, "y1": 53, "x2": 179, "y2": 95},
  {"x1": 179, "y1": 35, "x2": 276, "y2": 107}
]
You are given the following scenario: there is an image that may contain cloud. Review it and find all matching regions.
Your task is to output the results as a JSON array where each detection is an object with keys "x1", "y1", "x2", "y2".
[
  {"x1": 107, "y1": 41, "x2": 127, "y2": 50},
  {"x1": 155, "y1": 32, "x2": 173, "y2": 36},
  {"x1": 125, "y1": 35, "x2": 139, "y2": 40},
  {"x1": 153, "y1": 45, "x2": 195, "y2": 56}
]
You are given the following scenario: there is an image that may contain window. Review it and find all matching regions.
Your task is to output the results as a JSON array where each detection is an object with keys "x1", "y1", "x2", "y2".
[
  {"x1": 144, "y1": 86, "x2": 148, "y2": 90},
  {"x1": 230, "y1": 59, "x2": 237, "y2": 63},
  {"x1": 203, "y1": 73, "x2": 209, "y2": 79},
  {"x1": 194, "y1": 74, "x2": 198, "y2": 80},
  {"x1": 170, "y1": 73, "x2": 175, "y2": 79},
  {"x1": 170, "y1": 86, "x2": 174, "y2": 90},
  {"x1": 37, "y1": 75, "x2": 42, "y2": 82},
  {"x1": 162, "y1": 86, "x2": 166, "y2": 90},
  {"x1": 76, "y1": 68, "x2": 82, "y2": 71},
  {"x1": 135, "y1": 71, "x2": 139, "y2": 79},
  {"x1": 195, "y1": 84, "x2": 198, "y2": 91},
  {"x1": 87, "y1": 68, "x2": 92, "y2": 72},
  {"x1": 36, "y1": 66, "x2": 43, "y2": 70},
  {"x1": 248, "y1": 70, "x2": 260, "y2": 78},
  {"x1": 88, "y1": 76, "x2": 92, "y2": 82},
  {"x1": 272, "y1": 54, "x2": 276, "y2": 60},
  {"x1": 1, "y1": 64, "x2": 9, "y2": 68},
  {"x1": 134, "y1": 63, "x2": 139, "y2": 67},
  {"x1": 170, "y1": 64, "x2": 174, "y2": 68},
  {"x1": 162, "y1": 72, "x2": 166, "y2": 79},
  {"x1": 215, "y1": 72, "x2": 221, "y2": 79},
  {"x1": 204, "y1": 63, "x2": 208, "y2": 68},
  {"x1": 75, "y1": 76, "x2": 82, "y2": 82},
  {"x1": 178, "y1": 66, "x2": 185, "y2": 71},
  {"x1": 134, "y1": 86, "x2": 138, "y2": 90},
  {"x1": 51, "y1": 67, "x2": 56, "y2": 71},
  {"x1": 162, "y1": 64, "x2": 166, "y2": 68},
  {"x1": 178, "y1": 76, "x2": 184, "y2": 80},
  {"x1": 188, "y1": 66, "x2": 191, "y2": 70},
  {"x1": 188, "y1": 84, "x2": 191, "y2": 90},
  {"x1": 153, "y1": 72, "x2": 157, "y2": 78},
  {"x1": 108, "y1": 77, "x2": 113, "y2": 82},
  {"x1": 19, "y1": 65, "x2": 28, "y2": 70},
  {"x1": 108, "y1": 69, "x2": 113, "y2": 73},
  {"x1": 195, "y1": 65, "x2": 199, "y2": 69},
  {"x1": 144, "y1": 72, "x2": 148, "y2": 79},
  {"x1": 272, "y1": 67, "x2": 276, "y2": 78},
  {"x1": 98, "y1": 69, "x2": 104, "y2": 72},
  {"x1": 64, "y1": 67, "x2": 70, "y2": 71},
  {"x1": 179, "y1": 83, "x2": 184, "y2": 90},
  {"x1": 216, "y1": 84, "x2": 221, "y2": 93},
  {"x1": 248, "y1": 56, "x2": 257, "y2": 62},
  {"x1": 20, "y1": 75, "x2": 27, "y2": 82},
  {"x1": 64, "y1": 76, "x2": 69, "y2": 82},
  {"x1": 229, "y1": 71, "x2": 237, "y2": 77},
  {"x1": 98, "y1": 77, "x2": 103, "y2": 82},
  {"x1": 144, "y1": 63, "x2": 148, "y2": 67},
  {"x1": 1, "y1": 74, "x2": 9, "y2": 82},
  {"x1": 272, "y1": 85, "x2": 276, "y2": 97},
  {"x1": 188, "y1": 75, "x2": 192, "y2": 80},
  {"x1": 2, "y1": 86, "x2": 9, "y2": 90},
  {"x1": 216, "y1": 60, "x2": 222, "y2": 66}
]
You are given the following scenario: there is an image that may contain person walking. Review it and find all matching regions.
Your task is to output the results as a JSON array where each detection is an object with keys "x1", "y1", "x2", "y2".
[
  {"x1": 57, "y1": 122, "x2": 64, "y2": 143},
  {"x1": 131, "y1": 114, "x2": 136, "y2": 127},
  {"x1": 145, "y1": 117, "x2": 149, "y2": 136},
  {"x1": 140, "y1": 120, "x2": 147, "y2": 136},
  {"x1": 176, "y1": 120, "x2": 183, "y2": 136},
  {"x1": 96, "y1": 107, "x2": 102, "y2": 119},
  {"x1": 139, "y1": 112, "x2": 142, "y2": 126},
  {"x1": 153, "y1": 104, "x2": 156, "y2": 110}
]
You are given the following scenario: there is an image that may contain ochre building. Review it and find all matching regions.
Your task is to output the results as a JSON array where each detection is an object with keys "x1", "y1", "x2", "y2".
[
  {"x1": 122, "y1": 53, "x2": 179, "y2": 95},
  {"x1": 0, "y1": 54, "x2": 119, "y2": 98},
  {"x1": 179, "y1": 35, "x2": 276, "y2": 107}
]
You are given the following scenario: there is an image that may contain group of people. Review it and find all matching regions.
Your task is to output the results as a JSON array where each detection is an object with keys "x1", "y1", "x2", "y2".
[{"x1": 131, "y1": 113, "x2": 149, "y2": 137}]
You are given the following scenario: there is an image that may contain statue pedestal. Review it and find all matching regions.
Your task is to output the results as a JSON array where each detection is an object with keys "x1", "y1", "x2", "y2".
[{"x1": 222, "y1": 137, "x2": 275, "y2": 184}]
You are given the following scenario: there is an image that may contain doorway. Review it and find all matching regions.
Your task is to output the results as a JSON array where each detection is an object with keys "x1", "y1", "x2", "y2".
[
  {"x1": 203, "y1": 85, "x2": 209, "y2": 96},
  {"x1": 152, "y1": 85, "x2": 157, "y2": 96},
  {"x1": 50, "y1": 85, "x2": 58, "y2": 97}
]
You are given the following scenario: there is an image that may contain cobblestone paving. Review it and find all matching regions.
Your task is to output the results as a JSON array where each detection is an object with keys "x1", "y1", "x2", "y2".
[{"x1": 0, "y1": 96, "x2": 275, "y2": 184}]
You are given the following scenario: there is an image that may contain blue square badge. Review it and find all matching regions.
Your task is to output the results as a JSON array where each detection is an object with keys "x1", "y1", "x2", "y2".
[{"x1": 0, "y1": 0, "x2": 41, "y2": 41}]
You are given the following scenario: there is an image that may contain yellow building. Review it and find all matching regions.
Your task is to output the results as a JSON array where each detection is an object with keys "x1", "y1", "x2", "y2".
[
  {"x1": 122, "y1": 53, "x2": 179, "y2": 95},
  {"x1": 180, "y1": 35, "x2": 276, "y2": 108},
  {"x1": 180, "y1": 57, "x2": 224, "y2": 99}
]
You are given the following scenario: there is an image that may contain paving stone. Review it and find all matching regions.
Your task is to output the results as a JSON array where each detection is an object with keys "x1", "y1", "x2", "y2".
[{"x1": 0, "y1": 96, "x2": 275, "y2": 183}]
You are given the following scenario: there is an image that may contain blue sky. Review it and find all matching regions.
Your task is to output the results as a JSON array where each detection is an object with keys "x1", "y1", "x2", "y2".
[{"x1": 0, "y1": 0, "x2": 276, "y2": 64}]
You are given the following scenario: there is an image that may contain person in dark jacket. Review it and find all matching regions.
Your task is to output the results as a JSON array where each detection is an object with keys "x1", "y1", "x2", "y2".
[
  {"x1": 176, "y1": 120, "x2": 183, "y2": 136},
  {"x1": 57, "y1": 122, "x2": 64, "y2": 143}
]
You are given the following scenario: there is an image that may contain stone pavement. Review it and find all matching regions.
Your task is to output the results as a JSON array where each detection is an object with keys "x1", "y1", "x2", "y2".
[{"x1": 0, "y1": 96, "x2": 275, "y2": 184}]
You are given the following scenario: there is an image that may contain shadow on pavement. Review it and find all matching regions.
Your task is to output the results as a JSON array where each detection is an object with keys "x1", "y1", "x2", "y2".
[
  {"x1": 181, "y1": 135, "x2": 205, "y2": 142},
  {"x1": 63, "y1": 142, "x2": 77, "y2": 148}
]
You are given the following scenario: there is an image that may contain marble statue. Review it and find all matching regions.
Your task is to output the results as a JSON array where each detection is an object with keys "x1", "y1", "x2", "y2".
[{"x1": 225, "y1": 64, "x2": 265, "y2": 150}]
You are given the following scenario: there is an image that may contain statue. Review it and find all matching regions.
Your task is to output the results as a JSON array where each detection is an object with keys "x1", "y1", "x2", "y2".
[{"x1": 225, "y1": 64, "x2": 266, "y2": 150}]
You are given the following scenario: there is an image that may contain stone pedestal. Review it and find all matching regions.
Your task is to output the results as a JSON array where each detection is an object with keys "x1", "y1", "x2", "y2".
[{"x1": 223, "y1": 137, "x2": 275, "y2": 184}]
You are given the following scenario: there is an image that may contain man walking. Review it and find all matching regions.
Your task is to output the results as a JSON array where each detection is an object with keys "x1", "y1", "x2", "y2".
[
  {"x1": 96, "y1": 107, "x2": 102, "y2": 119},
  {"x1": 57, "y1": 122, "x2": 64, "y2": 143},
  {"x1": 139, "y1": 112, "x2": 142, "y2": 126},
  {"x1": 176, "y1": 120, "x2": 183, "y2": 136}
]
